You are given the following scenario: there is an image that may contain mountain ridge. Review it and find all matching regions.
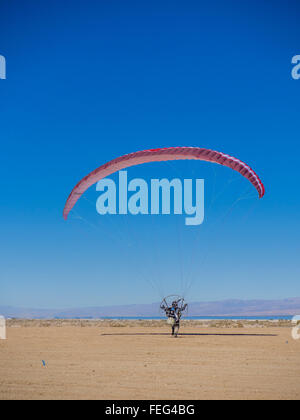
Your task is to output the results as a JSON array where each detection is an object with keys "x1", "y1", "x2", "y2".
[{"x1": 1, "y1": 297, "x2": 300, "y2": 318}]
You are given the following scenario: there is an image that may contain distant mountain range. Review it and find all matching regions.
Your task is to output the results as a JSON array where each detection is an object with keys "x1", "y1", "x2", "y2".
[{"x1": 1, "y1": 297, "x2": 300, "y2": 319}]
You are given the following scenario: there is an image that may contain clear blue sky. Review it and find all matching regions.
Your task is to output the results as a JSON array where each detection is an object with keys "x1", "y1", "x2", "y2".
[{"x1": 0, "y1": 0, "x2": 299, "y2": 309}]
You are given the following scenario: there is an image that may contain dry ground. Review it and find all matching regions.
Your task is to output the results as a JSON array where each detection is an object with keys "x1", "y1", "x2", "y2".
[{"x1": 0, "y1": 319, "x2": 299, "y2": 400}]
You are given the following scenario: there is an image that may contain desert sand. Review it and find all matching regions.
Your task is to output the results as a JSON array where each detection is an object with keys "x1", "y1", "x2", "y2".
[{"x1": 0, "y1": 319, "x2": 299, "y2": 400}]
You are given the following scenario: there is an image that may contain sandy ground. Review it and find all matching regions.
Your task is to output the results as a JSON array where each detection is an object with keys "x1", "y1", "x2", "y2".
[{"x1": 0, "y1": 319, "x2": 299, "y2": 400}]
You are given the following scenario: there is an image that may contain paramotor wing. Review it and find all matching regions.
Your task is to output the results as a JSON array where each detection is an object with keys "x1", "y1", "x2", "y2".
[{"x1": 63, "y1": 147, "x2": 265, "y2": 220}]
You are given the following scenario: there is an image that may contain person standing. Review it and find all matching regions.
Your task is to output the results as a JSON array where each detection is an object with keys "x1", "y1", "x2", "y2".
[{"x1": 161, "y1": 299, "x2": 187, "y2": 337}]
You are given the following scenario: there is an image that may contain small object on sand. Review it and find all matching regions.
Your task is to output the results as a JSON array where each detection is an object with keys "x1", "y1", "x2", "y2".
[{"x1": 42, "y1": 360, "x2": 46, "y2": 367}]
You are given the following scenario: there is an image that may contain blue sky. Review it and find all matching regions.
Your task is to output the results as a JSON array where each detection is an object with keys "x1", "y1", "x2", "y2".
[{"x1": 0, "y1": 0, "x2": 299, "y2": 308}]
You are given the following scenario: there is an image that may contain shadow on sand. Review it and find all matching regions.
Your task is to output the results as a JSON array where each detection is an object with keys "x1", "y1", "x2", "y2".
[{"x1": 101, "y1": 332, "x2": 277, "y2": 337}]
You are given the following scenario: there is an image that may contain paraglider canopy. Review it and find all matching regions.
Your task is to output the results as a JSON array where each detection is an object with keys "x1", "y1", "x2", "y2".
[{"x1": 63, "y1": 147, "x2": 265, "y2": 220}]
